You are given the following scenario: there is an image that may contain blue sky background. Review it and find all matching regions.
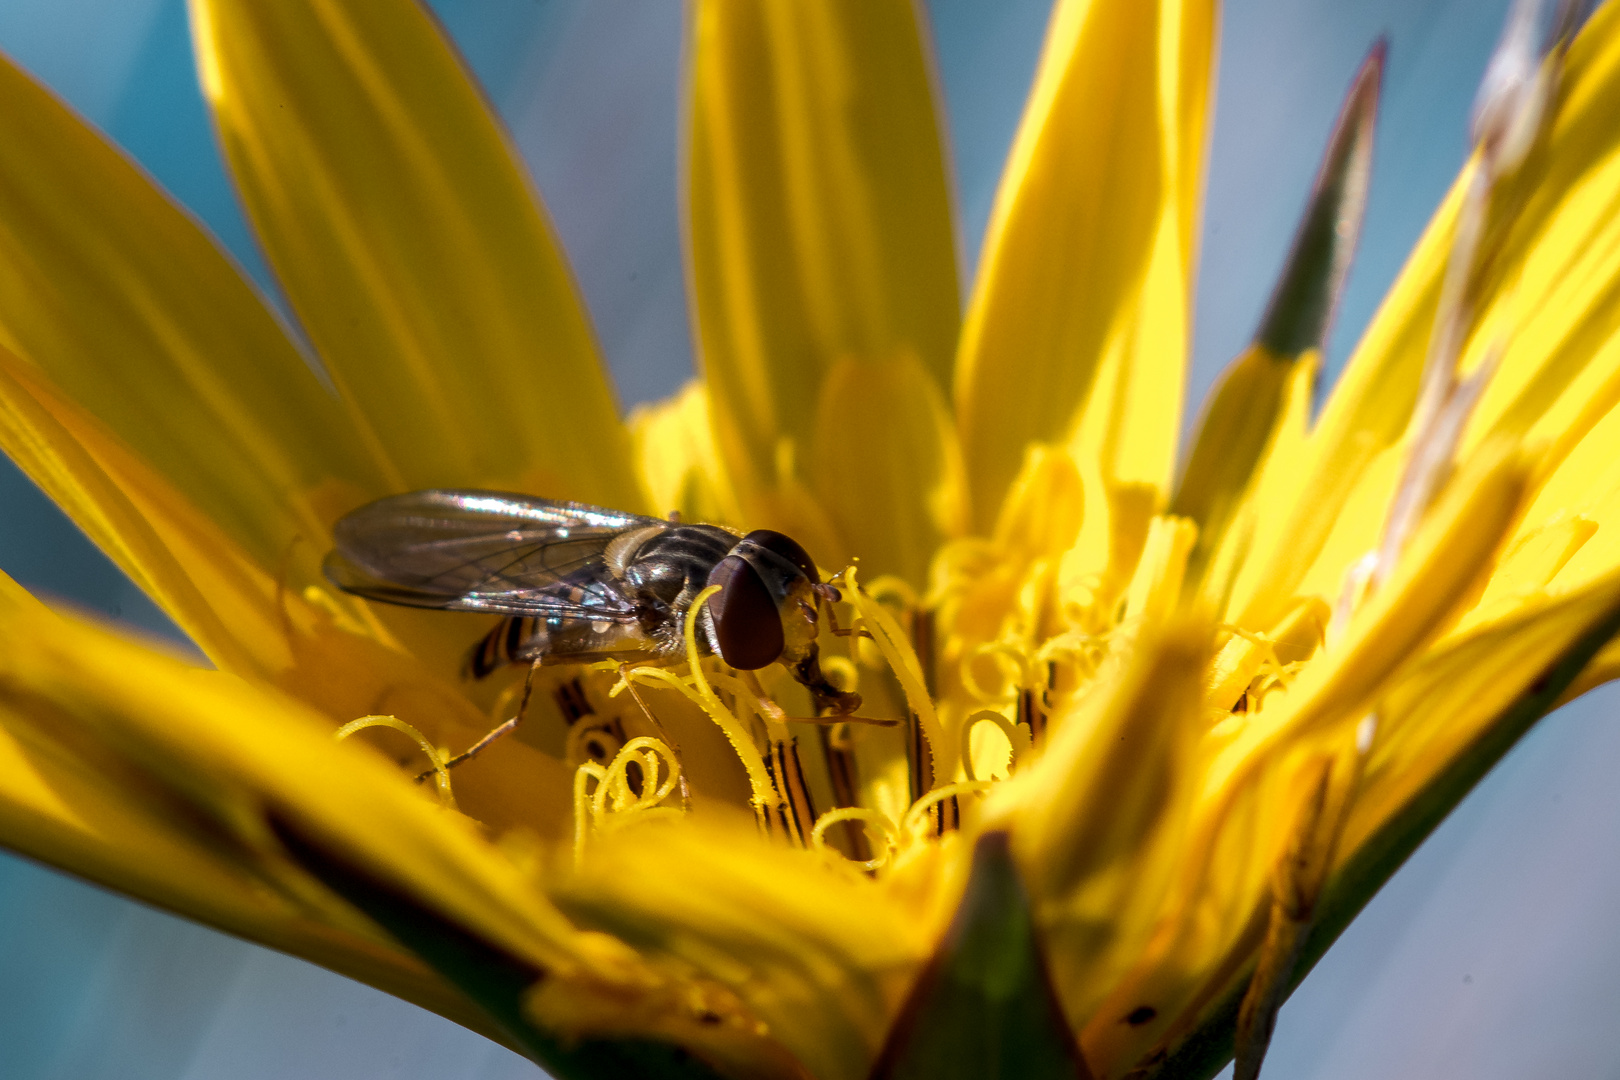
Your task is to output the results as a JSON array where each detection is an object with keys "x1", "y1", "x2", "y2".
[{"x1": 2, "y1": 1, "x2": 1619, "y2": 1078}]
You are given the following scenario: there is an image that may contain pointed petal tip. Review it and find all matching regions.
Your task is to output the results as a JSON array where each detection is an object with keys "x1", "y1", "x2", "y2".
[
  {"x1": 1348, "y1": 37, "x2": 1388, "y2": 136},
  {"x1": 1362, "y1": 35, "x2": 1390, "y2": 81},
  {"x1": 1255, "y1": 37, "x2": 1385, "y2": 358}
]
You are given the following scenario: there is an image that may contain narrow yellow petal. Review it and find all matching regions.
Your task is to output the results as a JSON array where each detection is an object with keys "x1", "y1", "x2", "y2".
[
  {"x1": 989, "y1": 445, "x2": 1087, "y2": 564},
  {"x1": 955, "y1": 0, "x2": 1216, "y2": 533},
  {"x1": 1214, "y1": 440, "x2": 1530, "y2": 792},
  {"x1": 191, "y1": 0, "x2": 640, "y2": 506},
  {"x1": 0, "y1": 50, "x2": 387, "y2": 566},
  {"x1": 552, "y1": 816, "x2": 934, "y2": 1080},
  {"x1": 1004, "y1": 615, "x2": 1208, "y2": 1030},
  {"x1": 1200, "y1": 349, "x2": 1320, "y2": 613},
  {"x1": 0, "y1": 346, "x2": 537, "y2": 786},
  {"x1": 810, "y1": 352, "x2": 967, "y2": 584},
  {"x1": 1346, "y1": 571, "x2": 1620, "y2": 861},
  {"x1": 686, "y1": 0, "x2": 961, "y2": 582},
  {"x1": 1235, "y1": 6, "x2": 1620, "y2": 630},
  {"x1": 0, "y1": 346, "x2": 267, "y2": 675},
  {"x1": 1084, "y1": 443, "x2": 1533, "y2": 1071},
  {"x1": 1462, "y1": 7, "x2": 1620, "y2": 460},
  {"x1": 0, "y1": 640, "x2": 505, "y2": 1047},
  {"x1": 628, "y1": 381, "x2": 743, "y2": 527},
  {"x1": 0, "y1": 605, "x2": 622, "y2": 1044},
  {"x1": 1174, "y1": 346, "x2": 1310, "y2": 591}
]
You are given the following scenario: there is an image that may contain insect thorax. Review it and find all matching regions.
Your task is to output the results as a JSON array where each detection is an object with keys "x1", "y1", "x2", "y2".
[{"x1": 617, "y1": 524, "x2": 739, "y2": 649}]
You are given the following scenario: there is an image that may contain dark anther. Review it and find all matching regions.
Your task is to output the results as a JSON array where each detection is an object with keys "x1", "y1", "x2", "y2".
[
  {"x1": 1125, "y1": 1005, "x2": 1158, "y2": 1026},
  {"x1": 554, "y1": 678, "x2": 593, "y2": 725},
  {"x1": 583, "y1": 728, "x2": 615, "y2": 764}
]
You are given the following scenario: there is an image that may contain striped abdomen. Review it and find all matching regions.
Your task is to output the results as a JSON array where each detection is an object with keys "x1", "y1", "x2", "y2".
[{"x1": 466, "y1": 614, "x2": 542, "y2": 679}]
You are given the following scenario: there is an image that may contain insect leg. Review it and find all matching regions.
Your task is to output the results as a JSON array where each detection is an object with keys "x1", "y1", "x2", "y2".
[
  {"x1": 415, "y1": 656, "x2": 542, "y2": 781},
  {"x1": 821, "y1": 599, "x2": 874, "y2": 640}
]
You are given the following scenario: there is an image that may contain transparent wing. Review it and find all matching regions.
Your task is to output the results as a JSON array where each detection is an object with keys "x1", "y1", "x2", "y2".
[{"x1": 324, "y1": 490, "x2": 662, "y2": 619}]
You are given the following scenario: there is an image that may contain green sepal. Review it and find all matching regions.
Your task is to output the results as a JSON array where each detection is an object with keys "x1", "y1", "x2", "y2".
[
  {"x1": 870, "y1": 830, "x2": 1091, "y2": 1080},
  {"x1": 1141, "y1": 595, "x2": 1620, "y2": 1080},
  {"x1": 1254, "y1": 41, "x2": 1384, "y2": 358},
  {"x1": 1173, "y1": 42, "x2": 1383, "y2": 588},
  {"x1": 270, "y1": 817, "x2": 728, "y2": 1080}
]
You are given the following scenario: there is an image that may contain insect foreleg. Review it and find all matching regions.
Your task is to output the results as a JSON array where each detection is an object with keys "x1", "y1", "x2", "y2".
[{"x1": 819, "y1": 594, "x2": 874, "y2": 641}]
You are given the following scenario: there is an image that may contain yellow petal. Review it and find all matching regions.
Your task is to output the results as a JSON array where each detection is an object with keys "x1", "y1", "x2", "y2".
[
  {"x1": 1199, "y1": 348, "x2": 1320, "y2": 614},
  {"x1": 552, "y1": 816, "x2": 934, "y2": 1080},
  {"x1": 955, "y1": 0, "x2": 1216, "y2": 533},
  {"x1": 0, "y1": 602, "x2": 612, "y2": 1046},
  {"x1": 628, "y1": 380, "x2": 743, "y2": 527},
  {"x1": 1215, "y1": 439, "x2": 1530, "y2": 793},
  {"x1": 0, "y1": 345, "x2": 559, "y2": 810},
  {"x1": 1173, "y1": 346, "x2": 1312, "y2": 593},
  {"x1": 0, "y1": 345, "x2": 271, "y2": 676},
  {"x1": 989, "y1": 445, "x2": 1087, "y2": 565},
  {"x1": 686, "y1": 0, "x2": 961, "y2": 582},
  {"x1": 1083, "y1": 442, "x2": 1531, "y2": 1071},
  {"x1": 0, "y1": 54, "x2": 498, "y2": 716},
  {"x1": 1347, "y1": 570, "x2": 1620, "y2": 860},
  {"x1": 810, "y1": 351, "x2": 967, "y2": 584},
  {"x1": 1235, "y1": 6, "x2": 1620, "y2": 630},
  {"x1": 1461, "y1": 7, "x2": 1620, "y2": 463},
  {"x1": 191, "y1": 0, "x2": 640, "y2": 506},
  {"x1": 0, "y1": 50, "x2": 387, "y2": 566},
  {"x1": 1003, "y1": 613, "x2": 1208, "y2": 1030},
  {"x1": 0, "y1": 656, "x2": 507, "y2": 1049}
]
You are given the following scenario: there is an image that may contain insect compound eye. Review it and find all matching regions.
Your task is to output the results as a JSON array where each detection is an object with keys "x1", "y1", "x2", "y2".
[
  {"x1": 705, "y1": 554, "x2": 785, "y2": 670},
  {"x1": 737, "y1": 530, "x2": 819, "y2": 584}
]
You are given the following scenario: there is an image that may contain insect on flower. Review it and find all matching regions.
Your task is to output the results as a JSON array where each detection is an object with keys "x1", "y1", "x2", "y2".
[{"x1": 324, "y1": 490, "x2": 863, "y2": 749}]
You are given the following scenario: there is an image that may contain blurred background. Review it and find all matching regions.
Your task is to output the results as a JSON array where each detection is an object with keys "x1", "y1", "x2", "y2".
[{"x1": 2, "y1": 1, "x2": 1618, "y2": 1077}]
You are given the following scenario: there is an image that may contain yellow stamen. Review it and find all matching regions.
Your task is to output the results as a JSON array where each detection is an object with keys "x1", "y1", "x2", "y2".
[
  {"x1": 900, "y1": 781, "x2": 993, "y2": 842},
  {"x1": 572, "y1": 736, "x2": 684, "y2": 867},
  {"x1": 862, "y1": 573, "x2": 920, "y2": 610},
  {"x1": 334, "y1": 714, "x2": 455, "y2": 809},
  {"x1": 810, "y1": 807, "x2": 897, "y2": 872},
  {"x1": 960, "y1": 709, "x2": 1031, "y2": 782},
  {"x1": 600, "y1": 589, "x2": 780, "y2": 812},
  {"x1": 962, "y1": 637, "x2": 1040, "y2": 703},
  {"x1": 845, "y1": 565, "x2": 950, "y2": 783},
  {"x1": 710, "y1": 670, "x2": 792, "y2": 742},
  {"x1": 593, "y1": 737, "x2": 682, "y2": 819},
  {"x1": 573, "y1": 760, "x2": 606, "y2": 868},
  {"x1": 564, "y1": 720, "x2": 623, "y2": 770}
]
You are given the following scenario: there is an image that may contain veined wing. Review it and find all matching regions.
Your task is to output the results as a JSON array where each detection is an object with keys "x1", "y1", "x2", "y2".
[{"x1": 324, "y1": 490, "x2": 661, "y2": 618}]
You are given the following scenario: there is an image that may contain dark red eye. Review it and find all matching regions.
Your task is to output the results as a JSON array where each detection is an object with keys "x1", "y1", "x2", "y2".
[
  {"x1": 705, "y1": 555, "x2": 784, "y2": 669},
  {"x1": 739, "y1": 529, "x2": 819, "y2": 584}
]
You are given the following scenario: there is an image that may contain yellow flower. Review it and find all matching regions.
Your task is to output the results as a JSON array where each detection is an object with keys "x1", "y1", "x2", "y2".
[{"x1": 0, "y1": 1, "x2": 1618, "y2": 1079}]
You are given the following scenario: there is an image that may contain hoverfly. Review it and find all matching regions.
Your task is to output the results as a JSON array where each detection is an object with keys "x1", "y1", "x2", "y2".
[{"x1": 323, "y1": 490, "x2": 862, "y2": 719}]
